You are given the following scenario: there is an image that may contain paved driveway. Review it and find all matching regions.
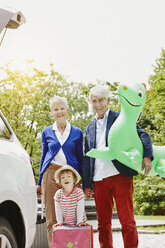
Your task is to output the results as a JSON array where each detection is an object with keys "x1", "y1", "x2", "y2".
[{"x1": 94, "y1": 232, "x2": 165, "y2": 248}]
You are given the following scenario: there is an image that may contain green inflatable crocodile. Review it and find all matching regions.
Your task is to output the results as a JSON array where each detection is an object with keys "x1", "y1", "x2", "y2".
[{"x1": 86, "y1": 83, "x2": 165, "y2": 178}]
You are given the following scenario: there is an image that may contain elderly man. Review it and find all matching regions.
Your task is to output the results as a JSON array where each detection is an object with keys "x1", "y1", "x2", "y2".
[{"x1": 83, "y1": 85, "x2": 153, "y2": 248}]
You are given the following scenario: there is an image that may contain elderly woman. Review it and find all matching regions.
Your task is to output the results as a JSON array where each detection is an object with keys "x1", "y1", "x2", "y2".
[{"x1": 36, "y1": 95, "x2": 83, "y2": 248}]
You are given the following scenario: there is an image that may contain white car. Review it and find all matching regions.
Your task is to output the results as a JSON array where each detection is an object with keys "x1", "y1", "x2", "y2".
[{"x1": 0, "y1": 111, "x2": 37, "y2": 248}]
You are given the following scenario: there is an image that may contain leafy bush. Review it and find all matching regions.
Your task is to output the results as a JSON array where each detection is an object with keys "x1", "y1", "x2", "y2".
[{"x1": 133, "y1": 175, "x2": 165, "y2": 215}]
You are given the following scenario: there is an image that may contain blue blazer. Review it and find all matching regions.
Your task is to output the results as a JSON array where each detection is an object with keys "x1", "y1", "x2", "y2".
[
  {"x1": 37, "y1": 125, "x2": 83, "y2": 186},
  {"x1": 82, "y1": 109, "x2": 154, "y2": 189}
]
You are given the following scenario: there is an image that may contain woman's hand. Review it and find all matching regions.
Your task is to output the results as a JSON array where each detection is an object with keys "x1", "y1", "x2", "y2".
[{"x1": 36, "y1": 185, "x2": 42, "y2": 194}]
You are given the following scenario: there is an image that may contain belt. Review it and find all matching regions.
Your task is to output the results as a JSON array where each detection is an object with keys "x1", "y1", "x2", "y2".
[{"x1": 48, "y1": 164, "x2": 62, "y2": 170}]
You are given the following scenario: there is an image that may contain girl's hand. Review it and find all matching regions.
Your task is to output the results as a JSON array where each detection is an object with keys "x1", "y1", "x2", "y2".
[{"x1": 78, "y1": 222, "x2": 87, "y2": 226}]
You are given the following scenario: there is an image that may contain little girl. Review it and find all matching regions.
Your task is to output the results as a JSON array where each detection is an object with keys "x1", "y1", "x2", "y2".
[{"x1": 54, "y1": 165, "x2": 87, "y2": 226}]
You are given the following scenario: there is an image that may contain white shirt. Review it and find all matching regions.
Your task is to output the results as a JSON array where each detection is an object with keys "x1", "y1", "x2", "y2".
[
  {"x1": 93, "y1": 109, "x2": 119, "y2": 181},
  {"x1": 51, "y1": 121, "x2": 71, "y2": 166}
]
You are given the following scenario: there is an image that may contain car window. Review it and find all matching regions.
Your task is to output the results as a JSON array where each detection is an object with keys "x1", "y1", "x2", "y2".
[{"x1": 0, "y1": 116, "x2": 12, "y2": 139}]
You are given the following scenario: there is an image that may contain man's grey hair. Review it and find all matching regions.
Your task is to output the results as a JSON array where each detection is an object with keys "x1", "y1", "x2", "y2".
[
  {"x1": 49, "y1": 95, "x2": 69, "y2": 111},
  {"x1": 89, "y1": 85, "x2": 110, "y2": 101}
]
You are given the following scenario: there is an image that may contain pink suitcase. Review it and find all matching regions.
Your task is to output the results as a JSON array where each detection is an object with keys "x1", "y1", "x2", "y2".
[{"x1": 52, "y1": 224, "x2": 93, "y2": 248}]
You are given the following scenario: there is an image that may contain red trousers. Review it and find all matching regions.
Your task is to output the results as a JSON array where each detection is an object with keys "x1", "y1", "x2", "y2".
[{"x1": 94, "y1": 174, "x2": 138, "y2": 248}]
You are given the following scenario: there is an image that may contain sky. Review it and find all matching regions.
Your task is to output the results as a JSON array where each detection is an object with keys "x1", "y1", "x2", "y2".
[{"x1": 0, "y1": 0, "x2": 165, "y2": 87}]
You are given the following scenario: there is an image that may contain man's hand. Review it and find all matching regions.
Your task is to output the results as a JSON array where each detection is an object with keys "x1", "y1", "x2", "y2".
[
  {"x1": 84, "y1": 188, "x2": 93, "y2": 199},
  {"x1": 141, "y1": 157, "x2": 152, "y2": 176}
]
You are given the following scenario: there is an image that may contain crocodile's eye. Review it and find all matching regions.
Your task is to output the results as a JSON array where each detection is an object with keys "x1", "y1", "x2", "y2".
[{"x1": 137, "y1": 89, "x2": 144, "y2": 98}]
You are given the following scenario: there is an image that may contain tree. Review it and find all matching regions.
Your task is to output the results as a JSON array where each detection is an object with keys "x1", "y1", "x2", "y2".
[
  {"x1": 134, "y1": 49, "x2": 165, "y2": 215},
  {"x1": 139, "y1": 48, "x2": 165, "y2": 145},
  {"x1": 0, "y1": 61, "x2": 119, "y2": 179}
]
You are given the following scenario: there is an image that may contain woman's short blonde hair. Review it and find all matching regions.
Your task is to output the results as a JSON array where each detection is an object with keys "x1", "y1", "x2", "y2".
[
  {"x1": 89, "y1": 85, "x2": 110, "y2": 101},
  {"x1": 49, "y1": 95, "x2": 69, "y2": 111}
]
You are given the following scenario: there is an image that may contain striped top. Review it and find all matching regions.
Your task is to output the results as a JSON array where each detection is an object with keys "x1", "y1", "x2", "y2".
[{"x1": 54, "y1": 187, "x2": 87, "y2": 225}]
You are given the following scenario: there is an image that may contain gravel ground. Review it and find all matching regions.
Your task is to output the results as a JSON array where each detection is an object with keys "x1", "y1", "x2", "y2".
[{"x1": 93, "y1": 231, "x2": 165, "y2": 248}]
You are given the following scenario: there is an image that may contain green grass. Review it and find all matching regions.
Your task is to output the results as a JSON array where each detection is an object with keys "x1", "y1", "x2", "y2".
[
  {"x1": 135, "y1": 215, "x2": 165, "y2": 231},
  {"x1": 135, "y1": 215, "x2": 165, "y2": 220},
  {"x1": 137, "y1": 226, "x2": 165, "y2": 231}
]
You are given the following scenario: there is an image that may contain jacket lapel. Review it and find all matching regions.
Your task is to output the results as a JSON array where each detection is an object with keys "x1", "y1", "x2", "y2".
[
  {"x1": 105, "y1": 110, "x2": 117, "y2": 146},
  {"x1": 89, "y1": 119, "x2": 96, "y2": 148}
]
